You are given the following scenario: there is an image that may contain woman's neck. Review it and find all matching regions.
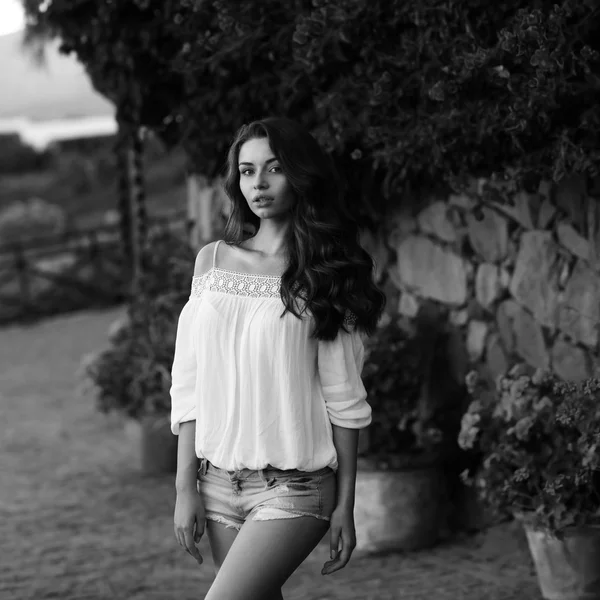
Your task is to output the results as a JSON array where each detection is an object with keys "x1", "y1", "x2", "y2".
[{"x1": 244, "y1": 226, "x2": 290, "y2": 259}]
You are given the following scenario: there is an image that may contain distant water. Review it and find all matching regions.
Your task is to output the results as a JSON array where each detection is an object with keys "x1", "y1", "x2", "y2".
[{"x1": 0, "y1": 115, "x2": 117, "y2": 150}]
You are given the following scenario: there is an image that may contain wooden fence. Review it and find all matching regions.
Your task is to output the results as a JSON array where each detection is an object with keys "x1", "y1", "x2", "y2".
[{"x1": 0, "y1": 212, "x2": 189, "y2": 326}]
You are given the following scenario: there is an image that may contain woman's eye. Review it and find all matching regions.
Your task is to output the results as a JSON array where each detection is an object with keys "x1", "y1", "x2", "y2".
[{"x1": 240, "y1": 166, "x2": 281, "y2": 176}]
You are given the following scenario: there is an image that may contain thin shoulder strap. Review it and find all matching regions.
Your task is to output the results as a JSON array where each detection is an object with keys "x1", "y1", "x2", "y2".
[{"x1": 212, "y1": 240, "x2": 221, "y2": 269}]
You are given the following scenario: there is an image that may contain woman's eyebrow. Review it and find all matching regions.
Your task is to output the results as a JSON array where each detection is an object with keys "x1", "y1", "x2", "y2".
[{"x1": 238, "y1": 157, "x2": 278, "y2": 167}]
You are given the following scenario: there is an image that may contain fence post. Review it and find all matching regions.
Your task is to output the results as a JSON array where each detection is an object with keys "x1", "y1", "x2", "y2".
[{"x1": 14, "y1": 246, "x2": 31, "y2": 314}]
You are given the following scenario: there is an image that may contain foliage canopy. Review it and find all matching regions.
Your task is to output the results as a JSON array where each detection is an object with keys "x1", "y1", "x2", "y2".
[{"x1": 23, "y1": 0, "x2": 600, "y2": 219}]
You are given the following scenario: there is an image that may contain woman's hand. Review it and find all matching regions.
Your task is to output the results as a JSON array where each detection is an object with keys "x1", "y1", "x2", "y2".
[
  {"x1": 321, "y1": 505, "x2": 356, "y2": 575},
  {"x1": 174, "y1": 488, "x2": 206, "y2": 565}
]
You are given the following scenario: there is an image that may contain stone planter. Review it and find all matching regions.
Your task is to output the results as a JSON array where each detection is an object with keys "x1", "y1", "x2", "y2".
[
  {"x1": 124, "y1": 415, "x2": 178, "y2": 475},
  {"x1": 354, "y1": 456, "x2": 448, "y2": 552},
  {"x1": 518, "y1": 517, "x2": 600, "y2": 600}
]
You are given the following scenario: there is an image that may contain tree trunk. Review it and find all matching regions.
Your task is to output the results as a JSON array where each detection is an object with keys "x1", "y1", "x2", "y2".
[
  {"x1": 127, "y1": 125, "x2": 146, "y2": 298},
  {"x1": 187, "y1": 173, "x2": 215, "y2": 249},
  {"x1": 116, "y1": 97, "x2": 146, "y2": 300},
  {"x1": 116, "y1": 122, "x2": 132, "y2": 284}
]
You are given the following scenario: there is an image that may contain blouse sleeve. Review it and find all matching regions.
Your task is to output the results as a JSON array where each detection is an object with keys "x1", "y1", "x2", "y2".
[
  {"x1": 169, "y1": 276, "x2": 204, "y2": 435},
  {"x1": 317, "y1": 313, "x2": 372, "y2": 429}
]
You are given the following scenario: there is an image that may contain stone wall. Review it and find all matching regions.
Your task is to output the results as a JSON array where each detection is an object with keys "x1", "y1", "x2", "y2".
[
  {"x1": 192, "y1": 174, "x2": 600, "y2": 384},
  {"x1": 362, "y1": 176, "x2": 600, "y2": 385}
]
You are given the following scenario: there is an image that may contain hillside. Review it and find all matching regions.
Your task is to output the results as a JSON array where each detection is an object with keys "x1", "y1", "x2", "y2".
[{"x1": 0, "y1": 31, "x2": 113, "y2": 120}]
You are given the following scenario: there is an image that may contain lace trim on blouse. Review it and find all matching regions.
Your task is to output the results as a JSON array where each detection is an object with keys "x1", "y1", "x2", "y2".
[
  {"x1": 192, "y1": 267, "x2": 281, "y2": 299},
  {"x1": 191, "y1": 267, "x2": 357, "y2": 329}
]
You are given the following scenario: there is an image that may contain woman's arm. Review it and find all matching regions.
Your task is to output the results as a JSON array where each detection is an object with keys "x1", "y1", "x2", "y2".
[
  {"x1": 331, "y1": 424, "x2": 359, "y2": 509},
  {"x1": 172, "y1": 241, "x2": 219, "y2": 566},
  {"x1": 175, "y1": 420, "x2": 199, "y2": 492},
  {"x1": 317, "y1": 323, "x2": 370, "y2": 575},
  {"x1": 322, "y1": 424, "x2": 359, "y2": 576},
  {"x1": 173, "y1": 421, "x2": 205, "y2": 565}
]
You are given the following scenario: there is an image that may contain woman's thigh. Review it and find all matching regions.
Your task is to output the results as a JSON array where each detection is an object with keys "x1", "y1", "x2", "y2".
[
  {"x1": 204, "y1": 515, "x2": 329, "y2": 600},
  {"x1": 205, "y1": 520, "x2": 239, "y2": 576}
]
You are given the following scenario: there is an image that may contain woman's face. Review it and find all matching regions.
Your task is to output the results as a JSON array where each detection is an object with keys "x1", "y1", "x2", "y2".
[{"x1": 237, "y1": 137, "x2": 296, "y2": 220}]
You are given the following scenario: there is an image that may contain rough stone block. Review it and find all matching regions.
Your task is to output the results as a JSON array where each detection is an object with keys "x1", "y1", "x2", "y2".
[
  {"x1": 499, "y1": 267, "x2": 511, "y2": 289},
  {"x1": 467, "y1": 320, "x2": 488, "y2": 361},
  {"x1": 376, "y1": 313, "x2": 392, "y2": 329},
  {"x1": 537, "y1": 198, "x2": 557, "y2": 229},
  {"x1": 496, "y1": 300, "x2": 519, "y2": 353},
  {"x1": 395, "y1": 235, "x2": 468, "y2": 305},
  {"x1": 466, "y1": 207, "x2": 509, "y2": 263},
  {"x1": 496, "y1": 299, "x2": 549, "y2": 369},
  {"x1": 503, "y1": 236, "x2": 520, "y2": 268},
  {"x1": 475, "y1": 263, "x2": 502, "y2": 309},
  {"x1": 556, "y1": 260, "x2": 600, "y2": 348},
  {"x1": 417, "y1": 201, "x2": 457, "y2": 242},
  {"x1": 398, "y1": 291, "x2": 420, "y2": 318},
  {"x1": 556, "y1": 221, "x2": 591, "y2": 262},
  {"x1": 512, "y1": 304, "x2": 550, "y2": 369},
  {"x1": 449, "y1": 309, "x2": 469, "y2": 327},
  {"x1": 509, "y1": 231, "x2": 560, "y2": 329},
  {"x1": 551, "y1": 337, "x2": 592, "y2": 382},
  {"x1": 585, "y1": 199, "x2": 600, "y2": 267},
  {"x1": 448, "y1": 193, "x2": 475, "y2": 210}
]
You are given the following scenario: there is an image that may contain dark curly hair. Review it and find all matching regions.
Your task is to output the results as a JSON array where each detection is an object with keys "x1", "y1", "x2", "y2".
[{"x1": 222, "y1": 117, "x2": 386, "y2": 341}]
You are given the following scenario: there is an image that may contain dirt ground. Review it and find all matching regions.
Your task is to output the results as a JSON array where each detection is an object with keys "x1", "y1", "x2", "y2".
[{"x1": 0, "y1": 305, "x2": 542, "y2": 600}]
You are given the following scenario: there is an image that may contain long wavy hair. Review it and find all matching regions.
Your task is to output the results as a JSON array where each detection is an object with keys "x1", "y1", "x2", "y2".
[{"x1": 222, "y1": 117, "x2": 386, "y2": 342}]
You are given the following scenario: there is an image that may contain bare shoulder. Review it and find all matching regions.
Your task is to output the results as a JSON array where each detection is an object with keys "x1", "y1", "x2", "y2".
[{"x1": 193, "y1": 240, "x2": 220, "y2": 277}]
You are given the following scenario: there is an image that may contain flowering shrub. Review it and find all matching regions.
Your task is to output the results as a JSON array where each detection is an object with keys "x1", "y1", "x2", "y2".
[
  {"x1": 362, "y1": 316, "x2": 461, "y2": 467},
  {"x1": 79, "y1": 229, "x2": 196, "y2": 419},
  {"x1": 80, "y1": 295, "x2": 176, "y2": 418},
  {"x1": 459, "y1": 364, "x2": 600, "y2": 533}
]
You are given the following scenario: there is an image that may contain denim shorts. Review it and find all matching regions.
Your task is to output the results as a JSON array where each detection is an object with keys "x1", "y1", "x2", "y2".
[{"x1": 196, "y1": 458, "x2": 337, "y2": 531}]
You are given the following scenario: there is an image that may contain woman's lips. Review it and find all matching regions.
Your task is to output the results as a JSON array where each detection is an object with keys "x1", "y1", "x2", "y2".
[{"x1": 254, "y1": 196, "x2": 273, "y2": 206}]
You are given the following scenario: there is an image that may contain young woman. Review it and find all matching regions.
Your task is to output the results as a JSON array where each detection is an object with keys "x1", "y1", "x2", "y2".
[{"x1": 171, "y1": 117, "x2": 386, "y2": 600}]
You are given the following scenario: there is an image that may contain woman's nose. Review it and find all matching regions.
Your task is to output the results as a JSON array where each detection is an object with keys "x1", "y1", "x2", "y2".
[{"x1": 254, "y1": 175, "x2": 268, "y2": 189}]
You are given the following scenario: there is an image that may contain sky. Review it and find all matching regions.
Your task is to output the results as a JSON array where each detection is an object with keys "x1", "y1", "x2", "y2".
[{"x1": 0, "y1": 0, "x2": 25, "y2": 37}]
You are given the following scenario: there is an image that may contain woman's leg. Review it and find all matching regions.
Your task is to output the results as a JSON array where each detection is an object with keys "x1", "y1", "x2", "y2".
[
  {"x1": 205, "y1": 520, "x2": 239, "y2": 576},
  {"x1": 204, "y1": 515, "x2": 329, "y2": 600},
  {"x1": 206, "y1": 519, "x2": 284, "y2": 600}
]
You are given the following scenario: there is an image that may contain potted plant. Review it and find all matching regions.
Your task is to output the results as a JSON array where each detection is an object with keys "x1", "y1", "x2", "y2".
[
  {"x1": 355, "y1": 307, "x2": 465, "y2": 552},
  {"x1": 458, "y1": 363, "x2": 600, "y2": 600},
  {"x1": 79, "y1": 228, "x2": 197, "y2": 475}
]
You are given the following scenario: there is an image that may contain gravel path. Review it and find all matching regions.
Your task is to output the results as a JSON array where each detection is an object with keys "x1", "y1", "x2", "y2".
[{"x1": 0, "y1": 306, "x2": 542, "y2": 600}]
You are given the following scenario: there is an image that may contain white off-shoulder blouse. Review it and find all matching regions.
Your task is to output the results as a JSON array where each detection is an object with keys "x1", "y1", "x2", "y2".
[{"x1": 169, "y1": 240, "x2": 372, "y2": 472}]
